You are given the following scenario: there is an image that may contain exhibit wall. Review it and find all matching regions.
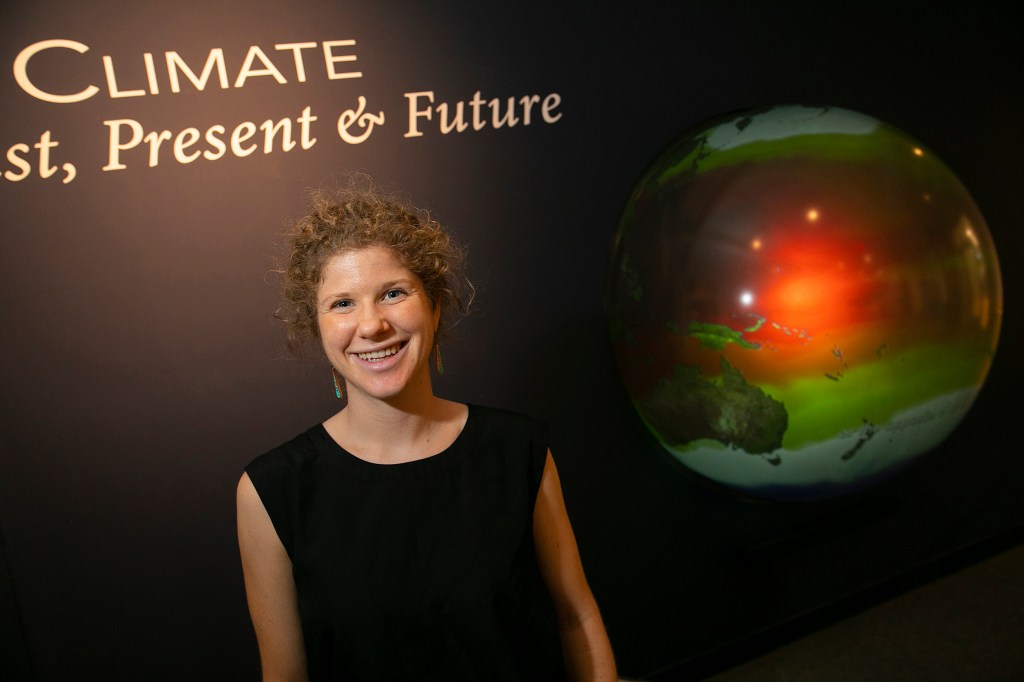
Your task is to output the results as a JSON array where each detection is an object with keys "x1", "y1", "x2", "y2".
[{"x1": 1, "y1": 1, "x2": 1021, "y2": 679}]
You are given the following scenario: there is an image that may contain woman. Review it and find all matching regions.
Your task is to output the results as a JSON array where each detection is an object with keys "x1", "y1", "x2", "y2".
[{"x1": 237, "y1": 183, "x2": 616, "y2": 681}]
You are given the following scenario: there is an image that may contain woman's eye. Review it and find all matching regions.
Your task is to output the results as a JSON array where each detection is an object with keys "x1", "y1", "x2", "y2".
[
  {"x1": 332, "y1": 299, "x2": 353, "y2": 310},
  {"x1": 384, "y1": 289, "x2": 406, "y2": 301}
]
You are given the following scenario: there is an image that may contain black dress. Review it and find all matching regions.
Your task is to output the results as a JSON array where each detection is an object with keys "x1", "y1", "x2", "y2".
[{"x1": 246, "y1": 404, "x2": 566, "y2": 681}]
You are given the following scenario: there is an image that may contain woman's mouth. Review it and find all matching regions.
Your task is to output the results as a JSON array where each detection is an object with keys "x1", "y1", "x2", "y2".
[{"x1": 355, "y1": 343, "x2": 402, "y2": 361}]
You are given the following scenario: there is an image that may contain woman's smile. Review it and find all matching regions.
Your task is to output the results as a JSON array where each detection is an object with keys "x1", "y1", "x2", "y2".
[
  {"x1": 352, "y1": 342, "x2": 407, "y2": 368},
  {"x1": 354, "y1": 343, "x2": 402, "y2": 361}
]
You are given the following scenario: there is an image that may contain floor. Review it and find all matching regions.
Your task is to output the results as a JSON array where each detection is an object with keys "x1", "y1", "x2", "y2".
[{"x1": 641, "y1": 529, "x2": 1024, "y2": 681}]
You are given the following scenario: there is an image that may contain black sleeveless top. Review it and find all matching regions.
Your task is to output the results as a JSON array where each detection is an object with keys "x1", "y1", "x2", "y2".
[{"x1": 246, "y1": 404, "x2": 566, "y2": 681}]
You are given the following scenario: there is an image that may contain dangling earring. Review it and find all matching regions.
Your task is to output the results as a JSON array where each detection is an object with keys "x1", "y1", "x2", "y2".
[
  {"x1": 434, "y1": 343, "x2": 444, "y2": 375},
  {"x1": 331, "y1": 367, "x2": 344, "y2": 399}
]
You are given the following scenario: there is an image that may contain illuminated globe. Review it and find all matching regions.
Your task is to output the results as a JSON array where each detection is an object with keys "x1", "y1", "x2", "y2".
[{"x1": 607, "y1": 105, "x2": 1003, "y2": 500}]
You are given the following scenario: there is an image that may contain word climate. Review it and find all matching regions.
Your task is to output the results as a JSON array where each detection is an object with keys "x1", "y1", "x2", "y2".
[{"x1": 14, "y1": 39, "x2": 360, "y2": 103}]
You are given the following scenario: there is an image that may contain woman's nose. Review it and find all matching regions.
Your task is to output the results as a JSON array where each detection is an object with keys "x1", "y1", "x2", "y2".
[{"x1": 357, "y1": 304, "x2": 390, "y2": 337}]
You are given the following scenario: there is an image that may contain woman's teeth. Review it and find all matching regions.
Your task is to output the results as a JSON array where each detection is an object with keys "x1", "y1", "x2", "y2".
[{"x1": 357, "y1": 345, "x2": 399, "y2": 361}]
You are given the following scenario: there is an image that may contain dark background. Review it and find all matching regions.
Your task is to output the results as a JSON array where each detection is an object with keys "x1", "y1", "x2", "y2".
[{"x1": 1, "y1": 2, "x2": 1020, "y2": 679}]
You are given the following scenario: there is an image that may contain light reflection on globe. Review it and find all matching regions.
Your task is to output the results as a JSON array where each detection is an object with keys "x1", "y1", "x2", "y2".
[{"x1": 607, "y1": 105, "x2": 1003, "y2": 500}]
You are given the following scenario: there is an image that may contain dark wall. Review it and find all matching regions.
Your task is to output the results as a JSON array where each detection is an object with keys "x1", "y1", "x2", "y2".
[{"x1": 1, "y1": 2, "x2": 1020, "y2": 679}]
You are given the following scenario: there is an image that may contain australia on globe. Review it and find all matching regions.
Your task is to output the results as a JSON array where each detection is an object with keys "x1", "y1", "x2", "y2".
[{"x1": 607, "y1": 105, "x2": 1003, "y2": 499}]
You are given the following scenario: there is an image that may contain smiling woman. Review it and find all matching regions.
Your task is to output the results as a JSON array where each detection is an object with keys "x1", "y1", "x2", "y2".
[{"x1": 236, "y1": 179, "x2": 617, "y2": 681}]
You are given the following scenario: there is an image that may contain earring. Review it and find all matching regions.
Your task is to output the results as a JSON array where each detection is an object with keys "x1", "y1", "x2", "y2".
[
  {"x1": 434, "y1": 343, "x2": 444, "y2": 375},
  {"x1": 332, "y1": 367, "x2": 344, "y2": 399}
]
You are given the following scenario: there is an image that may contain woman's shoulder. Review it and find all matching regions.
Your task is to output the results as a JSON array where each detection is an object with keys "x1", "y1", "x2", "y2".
[
  {"x1": 466, "y1": 404, "x2": 550, "y2": 489},
  {"x1": 246, "y1": 424, "x2": 327, "y2": 477},
  {"x1": 468, "y1": 403, "x2": 549, "y2": 451},
  {"x1": 469, "y1": 403, "x2": 546, "y2": 430}
]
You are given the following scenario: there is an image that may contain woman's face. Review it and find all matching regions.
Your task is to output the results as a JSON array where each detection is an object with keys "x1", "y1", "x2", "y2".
[{"x1": 316, "y1": 246, "x2": 440, "y2": 403}]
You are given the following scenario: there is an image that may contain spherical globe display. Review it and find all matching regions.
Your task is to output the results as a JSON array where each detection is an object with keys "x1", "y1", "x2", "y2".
[{"x1": 607, "y1": 105, "x2": 1003, "y2": 500}]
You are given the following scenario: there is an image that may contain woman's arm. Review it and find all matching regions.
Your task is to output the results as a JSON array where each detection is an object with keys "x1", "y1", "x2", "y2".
[
  {"x1": 236, "y1": 472, "x2": 308, "y2": 682},
  {"x1": 533, "y1": 451, "x2": 617, "y2": 681}
]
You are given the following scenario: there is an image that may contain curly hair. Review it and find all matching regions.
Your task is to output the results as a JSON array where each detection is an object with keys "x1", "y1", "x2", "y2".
[{"x1": 277, "y1": 181, "x2": 471, "y2": 352}]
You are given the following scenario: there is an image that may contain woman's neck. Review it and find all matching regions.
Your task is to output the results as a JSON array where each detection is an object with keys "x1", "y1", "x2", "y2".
[{"x1": 325, "y1": 387, "x2": 467, "y2": 464}]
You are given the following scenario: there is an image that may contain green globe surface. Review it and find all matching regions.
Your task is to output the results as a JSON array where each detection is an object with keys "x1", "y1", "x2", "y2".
[{"x1": 608, "y1": 105, "x2": 1003, "y2": 499}]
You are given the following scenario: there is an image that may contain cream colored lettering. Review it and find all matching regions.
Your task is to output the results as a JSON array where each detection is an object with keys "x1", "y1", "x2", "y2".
[
  {"x1": 261, "y1": 106, "x2": 316, "y2": 151},
  {"x1": 14, "y1": 39, "x2": 360, "y2": 103},
  {"x1": 337, "y1": 96, "x2": 384, "y2": 144},
  {"x1": 4, "y1": 144, "x2": 32, "y2": 181},
  {"x1": 143, "y1": 130, "x2": 173, "y2": 167},
  {"x1": 204, "y1": 126, "x2": 227, "y2": 160},
  {"x1": 403, "y1": 91, "x2": 434, "y2": 138},
  {"x1": 323, "y1": 40, "x2": 361, "y2": 80},
  {"x1": 35, "y1": 130, "x2": 60, "y2": 178},
  {"x1": 404, "y1": 90, "x2": 564, "y2": 137},
  {"x1": 274, "y1": 42, "x2": 317, "y2": 82},
  {"x1": 261, "y1": 119, "x2": 296, "y2": 153},
  {"x1": 541, "y1": 94, "x2": 562, "y2": 123},
  {"x1": 437, "y1": 102, "x2": 468, "y2": 134},
  {"x1": 490, "y1": 97, "x2": 519, "y2": 128},
  {"x1": 518, "y1": 95, "x2": 540, "y2": 125},
  {"x1": 104, "y1": 119, "x2": 144, "y2": 170},
  {"x1": 102, "y1": 55, "x2": 146, "y2": 98},
  {"x1": 234, "y1": 46, "x2": 287, "y2": 88},
  {"x1": 13, "y1": 39, "x2": 100, "y2": 104},
  {"x1": 2, "y1": 131, "x2": 77, "y2": 183},
  {"x1": 144, "y1": 53, "x2": 160, "y2": 95},
  {"x1": 173, "y1": 128, "x2": 202, "y2": 163},
  {"x1": 166, "y1": 49, "x2": 229, "y2": 93},
  {"x1": 470, "y1": 91, "x2": 486, "y2": 130},
  {"x1": 231, "y1": 122, "x2": 258, "y2": 157},
  {"x1": 103, "y1": 107, "x2": 318, "y2": 171}
]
